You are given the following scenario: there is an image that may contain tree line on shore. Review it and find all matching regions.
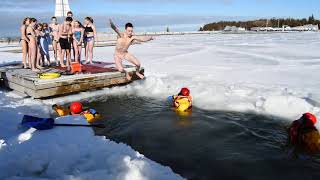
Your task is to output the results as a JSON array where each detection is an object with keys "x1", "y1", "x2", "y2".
[{"x1": 200, "y1": 15, "x2": 320, "y2": 31}]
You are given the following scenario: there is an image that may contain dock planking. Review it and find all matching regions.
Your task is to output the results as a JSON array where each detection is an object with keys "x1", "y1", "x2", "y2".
[{"x1": 0, "y1": 62, "x2": 144, "y2": 99}]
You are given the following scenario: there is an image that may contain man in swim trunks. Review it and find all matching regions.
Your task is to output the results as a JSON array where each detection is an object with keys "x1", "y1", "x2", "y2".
[
  {"x1": 67, "y1": 11, "x2": 76, "y2": 60},
  {"x1": 67, "y1": 11, "x2": 76, "y2": 29},
  {"x1": 109, "y1": 19, "x2": 154, "y2": 80},
  {"x1": 59, "y1": 17, "x2": 73, "y2": 68},
  {"x1": 67, "y1": 11, "x2": 73, "y2": 17}
]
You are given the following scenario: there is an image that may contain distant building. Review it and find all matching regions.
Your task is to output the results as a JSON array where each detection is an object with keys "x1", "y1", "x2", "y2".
[
  {"x1": 251, "y1": 24, "x2": 319, "y2": 32},
  {"x1": 291, "y1": 24, "x2": 319, "y2": 31},
  {"x1": 251, "y1": 27, "x2": 274, "y2": 31},
  {"x1": 282, "y1": 25, "x2": 291, "y2": 31},
  {"x1": 250, "y1": 27, "x2": 260, "y2": 31},
  {"x1": 224, "y1": 26, "x2": 246, "y2": 32}
]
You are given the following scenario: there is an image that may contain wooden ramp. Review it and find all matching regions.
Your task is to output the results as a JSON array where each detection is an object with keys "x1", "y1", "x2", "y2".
[{"x1": 0, "y1": 62, "x2": 144, "y2": 99}]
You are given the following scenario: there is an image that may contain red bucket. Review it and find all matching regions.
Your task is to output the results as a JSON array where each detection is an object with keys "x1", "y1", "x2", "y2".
[{"x1": 71, "y1": 62, "x2": 82, "y2": 74}]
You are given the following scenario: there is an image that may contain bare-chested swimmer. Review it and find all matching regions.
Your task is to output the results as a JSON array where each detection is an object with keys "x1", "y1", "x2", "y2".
[{"x1": 109, "y1": 19, "x2": 154, "y2": 80}]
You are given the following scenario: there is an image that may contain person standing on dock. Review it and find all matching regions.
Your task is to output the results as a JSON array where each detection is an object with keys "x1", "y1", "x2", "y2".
[
  {"x1": 26, "y1": 18, "x2": 40, "y2": 72},
  {"x1": 35, "y1": 24, "x2": 45, "y2": 69},
  {"x1": 84, "y1": 17, "x2": 97, "y2": 64},
  {"x1": 59, "y1": 17, "x2": 73, "y2": 68},
  {"x1": 49, "y1": 17, "x2": 60, "y2": 66},
  {"x1": 72, "y1": 21, "x2": 84, "y2": 63},
  {"x1": 20, "y1": 17, "x2": 30, "y2": 69},
  {"x1": 67, "y1": 11, "x2": 75, "y2": 28},
  {"x1": 109, "y1": 19, "x2": 153, "y2": 80},
  {"x1": 37, "y1": 23, "x2": 51, "y2": 67},
  {"x1": 67, "y1": 11, "x2": 76, "y2": 61}
]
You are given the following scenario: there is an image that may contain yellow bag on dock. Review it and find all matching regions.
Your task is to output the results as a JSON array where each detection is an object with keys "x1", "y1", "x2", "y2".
[{"x1": 38, "y1": 73, "x2": 61, "y2": 79}]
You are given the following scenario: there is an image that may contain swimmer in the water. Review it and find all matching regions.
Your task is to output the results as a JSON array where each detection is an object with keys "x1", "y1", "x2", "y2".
[
  {"x1": 288, "y1": 112, "x2": 320, "y2": 158},
  {"x1": 109, "y1": 19, "x2": 154, "y2": 80},
  {"x1": 173, "y1": 88, "x2": 193, "y2": 110}
]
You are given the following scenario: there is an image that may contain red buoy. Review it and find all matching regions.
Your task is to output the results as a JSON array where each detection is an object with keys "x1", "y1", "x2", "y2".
[{"x1": 70, "y1": 102, "x2": 83, "y2": 114}]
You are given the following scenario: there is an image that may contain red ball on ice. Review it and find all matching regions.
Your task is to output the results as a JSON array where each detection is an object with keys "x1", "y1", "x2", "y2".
[{"x1": 70, "y1": 102, "x2": 83, "y2": 114}]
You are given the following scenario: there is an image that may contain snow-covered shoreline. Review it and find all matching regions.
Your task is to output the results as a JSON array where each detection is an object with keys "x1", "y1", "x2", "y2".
[
  {"x1": 1, "y1": 32, "x2": 320, "y2": 179},
  {"x1": 0, "y1": 91, "x2": 184, "y2": 180}
]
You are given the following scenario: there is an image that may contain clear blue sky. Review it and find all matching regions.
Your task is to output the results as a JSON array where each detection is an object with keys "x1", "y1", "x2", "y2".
[
  {"x1": 75, "y1": 0, "x2": 320, "y2": 18},
  {"x1": 0, "y1": 0, "x2": 319, "y2": 37},
  {"x1": 1, "y1": 0, "x2": 319, "y2": 18}
]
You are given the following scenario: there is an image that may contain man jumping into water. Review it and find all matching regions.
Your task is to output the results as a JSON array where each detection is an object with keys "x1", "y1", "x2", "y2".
[{"x1": 109, "y1": 19, "x2": 154, "y2": 80}]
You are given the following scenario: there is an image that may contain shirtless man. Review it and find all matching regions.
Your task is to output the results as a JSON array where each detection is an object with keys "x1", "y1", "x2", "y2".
[
  {"x1": 59, "y1": 17, "x2": 73, "y2": 68},
  {"x1": 67, "y1": 11, "x2": 75, "y2": 27},
  {"x1": 67, "y1": 11, "x2": 76, "y2": 60},
  {"x1": 49, "y1": 17, "x2": 60, "y2": 66},
  {"x1": 109, "y1": 19, "x2": 154, "y2": 80}
]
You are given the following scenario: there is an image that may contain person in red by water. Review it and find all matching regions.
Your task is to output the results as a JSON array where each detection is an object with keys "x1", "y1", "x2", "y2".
[
  {"x1": 288, "y1": 112, "x2": 320, "y2": 157},
  {"x1": 173, "y1": 88, "x2": 193, "y2": 109}
]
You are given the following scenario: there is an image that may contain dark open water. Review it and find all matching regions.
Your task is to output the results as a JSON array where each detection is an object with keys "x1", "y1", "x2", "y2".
[{"x1": 86, "y1": 95, "x2": 320, "y2": 180}]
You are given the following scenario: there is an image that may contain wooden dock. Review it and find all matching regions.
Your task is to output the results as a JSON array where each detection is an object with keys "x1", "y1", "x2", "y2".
[{"x1": 0, "y1": 62, "x2": 144, "y2": 99}]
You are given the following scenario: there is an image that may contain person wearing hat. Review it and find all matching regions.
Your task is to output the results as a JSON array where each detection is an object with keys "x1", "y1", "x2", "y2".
[
  {"x1": 288, "y1": 112, "x2": 320, "y2": 157},
  {"x1": 172, "y1": 88, "x2": 193, "y2": 112}
]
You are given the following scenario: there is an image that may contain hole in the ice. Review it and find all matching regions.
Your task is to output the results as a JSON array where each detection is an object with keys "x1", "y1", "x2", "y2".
[{"x1": 83, "y1": 95, "x2": 320, "y2": 180}]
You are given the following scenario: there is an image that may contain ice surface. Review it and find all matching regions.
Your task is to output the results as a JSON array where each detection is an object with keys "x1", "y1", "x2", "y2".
[{"x1": 1, "y1": 32, "x2": 320, "y2": 179}]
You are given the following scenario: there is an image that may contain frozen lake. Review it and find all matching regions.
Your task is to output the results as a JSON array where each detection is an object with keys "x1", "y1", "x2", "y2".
[{"x1": 1, "y1": 32, "x2": 320, "y2": 179}]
